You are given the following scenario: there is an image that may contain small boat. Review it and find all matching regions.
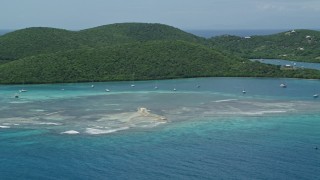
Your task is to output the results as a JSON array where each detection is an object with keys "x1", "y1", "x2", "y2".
[
  {"x1": 173, "y1": 88, "x2": 177, "y2": 91},
  {"x1": 14, "y1": 93, "x2": 19, "y2": 98},
  {"x1": 242, "y1": 90, "x2": 246, "y2": 94},
  {"x1": 19, "y1": 89, "x2": 27, "y2": 92},
  {"x1": 154, "y1": 81, "x2": 158, "y2": 89},
  {"x1": 313, "y1": 94, "x2": 318, "y2": 98},
  {"x1": 131, "y1": 73, "x2": 135, "y2": 87},
  {"x1": 105, "y1": 89, "x2": 110, "y2": 92},
  {"x1": 280, "y1": 83, "x2": 287, "y2": 88},
  {"x1": 91, "y1": 85, "x2": 95, "y2": 88}
]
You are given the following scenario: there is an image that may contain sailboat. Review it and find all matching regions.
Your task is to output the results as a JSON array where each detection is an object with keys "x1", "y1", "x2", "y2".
[
  {"x1": 131, "y1": 73, "x2": 135, "y2": 87},
  {"x1": 90, "y1": 79, "x2": 95, "y2": 88},
  {"x1": 280, "y1": 83, "x2": 287, "y2": 88},
  {"x1": 19, "y1": 81, "x2": 27, "y2": 92},
  {"x1": 19, "y1": 89, "x2": 27, "y2": 92},
  {"x1": 154, "y1": 81, "x2": 158, "y2": 89}
]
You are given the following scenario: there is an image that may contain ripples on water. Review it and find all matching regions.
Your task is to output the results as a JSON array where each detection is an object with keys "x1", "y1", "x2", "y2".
[
  {"x1": 1, "y1": 78, "x2": 320, "y2": 179},
  {"x1": 1, "y1": 78, "x2": 319, "y2": 135}
]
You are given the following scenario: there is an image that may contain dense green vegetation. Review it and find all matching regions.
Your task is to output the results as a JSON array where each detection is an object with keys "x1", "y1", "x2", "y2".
[
  {"x1": 78, "y1": 23, "x2": 204, "y2": 46},
  {"x1": 209, "y1": 29, "x2": 320, "y2": 62},
  {"x1": 0, "y1": 23, "x2": 204, "y2": 61},
  {"x1": 1, "y1": 23, "x2": 320, "y2": 84},
  {"x1": 0, "y1": 40, "x2": 281, "y2": 84},
  {"x1": 0, "y1": 27, "x2": 78, "y2": 60}
]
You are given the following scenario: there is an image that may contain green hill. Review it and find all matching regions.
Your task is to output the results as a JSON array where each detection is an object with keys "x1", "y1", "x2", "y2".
[
  {"x1": 0, "y1": 27, "x2": 79, "y2": 60},
  {"x1": 78, "y1": 23, "x2": 204, "y2": 46},
  {"x1": 0, "y1": 23, "x2": 204, "y2": 62},
  {"x1": 1, "y1": 40, "x2": 306, "y2": 84},
  {"x1": 209, "y1": 29, "x2": 320, "y2": 62},
  {"x1": 1, "y1": 23, "x2": 320, "y2": 84}
]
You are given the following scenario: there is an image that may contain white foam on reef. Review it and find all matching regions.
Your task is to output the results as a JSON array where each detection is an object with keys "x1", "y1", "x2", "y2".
[
  {"x1": 9, "y1": 101, "x2": 30, "y2": 104},
  {"x1": 139, "y1": 121, "x2": 167, "y2": 128},
  {"x1": 61, "y1": 130, "x2": 80, "y2": 135},
  {"x1": 0, "y1": 125, "x2": 10, "y2": 128},
  {"x1": 37, "y1": 122, "x2": 62, "y2": 126},
  {"x1": 98, "y1": 107, "x2": 167, "y2": 123},
  {"x1": 212, "y1": 110, "x2": 287, "y2": 116},
  {"x1": 202, "y1": 100, "x2": 293, "y2": 117},
  {"x1": 213, "y1": 99, "x2": 238, "y2": 103},
  {"x1": 241, "y1": 110, "x2": 287, "y2": 115},
  {"x1": 30, "y1": 109, "x2": 46, "y2": 112},
  {"x1": 104, "y1": 104, "x2": 120, "y2": 106},
  {"x1": 2, "y1": 123, "x2": 19, "y2": 126},
  {"x1": 243, "y1": 101, "x2": 295, "y2": 109},
  {"x1": 0, "y1": 117, "x2": 39, "y2": 125},
  {"x1": 85, "y1": 127, "x2": 130, "y2": 135},
  {"x1": 90, "y1": 107, "x2": 168, "y2": 133},
  {"x1": 45, "y1": 111, "x2": 64, "y2": 116},
  {"x1": 137, "y1": 107, "x2": 167, "y2": 120}
]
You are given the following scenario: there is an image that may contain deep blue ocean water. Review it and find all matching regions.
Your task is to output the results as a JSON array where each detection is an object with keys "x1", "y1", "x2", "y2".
[
  {"x1": 0, "y1": 30, "x2": 13, "y2": 36},
  {"x1": 1, "y1": 77, "x2": 320, "y2": 179}
]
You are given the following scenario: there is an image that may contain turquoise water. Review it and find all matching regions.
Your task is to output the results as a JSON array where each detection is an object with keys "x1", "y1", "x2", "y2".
[{"x1": 1, "y1": 77, "x2": 320, "y2": 179}]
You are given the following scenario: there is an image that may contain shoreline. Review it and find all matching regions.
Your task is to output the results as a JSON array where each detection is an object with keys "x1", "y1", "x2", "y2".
[{"x1": 1, "y1": 75, "x2": 320, "y2": 86}]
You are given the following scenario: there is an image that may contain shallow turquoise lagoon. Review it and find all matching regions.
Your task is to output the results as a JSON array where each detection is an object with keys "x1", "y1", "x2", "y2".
[{"x1": 1, "y1": 77, "x2": 320, "y2": 179}]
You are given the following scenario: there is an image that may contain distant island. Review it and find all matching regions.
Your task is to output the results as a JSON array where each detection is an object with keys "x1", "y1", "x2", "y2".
[
  {"x1": 209, "y1": 29, "x2": 320, "y2": 63},
  {"x1": 0, "y1": 23, "x2": 320, "y2": 84}
]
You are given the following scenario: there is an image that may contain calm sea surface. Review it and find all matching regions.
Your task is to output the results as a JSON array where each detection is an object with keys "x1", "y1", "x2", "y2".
[
  {"x1": 0, "y1": 30, "x2": 13, "y2": 36},
  {"x1": 1, "y1": 77, "x2": 320, "y2": 179}
]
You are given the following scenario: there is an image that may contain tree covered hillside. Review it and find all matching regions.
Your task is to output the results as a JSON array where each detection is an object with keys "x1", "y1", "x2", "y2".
[
  {"x1": 209, "y1": 29, "x2": 320, "y2": 62},
  {"x1": 0, "y1": 23, "x2": 204, "y2": 62},
  {"x1": 1, "y1": 23, "x2": 320, "y2": 84},
  {"x1": 0, "y1": 40, "x2": 280, "y2": 84},
  {"x1": 0, "y1": 27, "x2": 78, "y2": 60},
  {"x1": 78, "y1": 23, "x2": 204, "y2": 46}
]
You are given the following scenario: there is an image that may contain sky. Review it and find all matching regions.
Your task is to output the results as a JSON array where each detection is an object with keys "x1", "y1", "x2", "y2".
[{"x1": 1, "y1": 0, "x2": 319, "y2": 30}]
